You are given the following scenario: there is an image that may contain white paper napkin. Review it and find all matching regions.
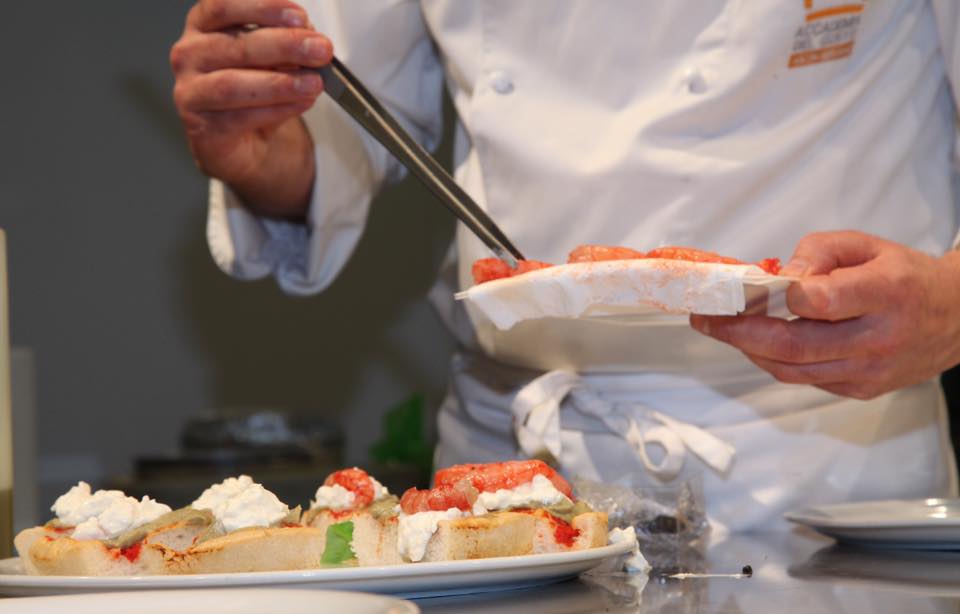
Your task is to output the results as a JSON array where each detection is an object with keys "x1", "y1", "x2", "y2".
[{"x1": 456, "y1": 259, "x2": 795, "y2": 331}]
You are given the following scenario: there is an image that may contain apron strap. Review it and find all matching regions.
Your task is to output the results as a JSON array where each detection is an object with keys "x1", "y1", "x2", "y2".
[
  {"x1": 511, "y1": 369, "x2": 735, "y2": 481},
  {"x1": 511, "y1": 369, "x2": 579, "y2": 462}
]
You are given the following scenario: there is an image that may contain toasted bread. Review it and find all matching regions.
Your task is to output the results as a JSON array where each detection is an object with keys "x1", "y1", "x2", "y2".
[
  {"x1": 163, "y1": 526, "x2": 325, "y2": 574},
  {"x1": 307, "y1": 509, "x2": 402, "y2": 566},
  {"x1": 15, "y1": 527, "x2": 168, "y2": 576},
  {"x1": 525, "y1": 509, "x2": 608, "y2": 553},
  {"x1": 420, "y1": 511, "x2": 535, "y2": 562},
  {"x1": 16, "y1": 519, "x2": 323, "y2": 576}
]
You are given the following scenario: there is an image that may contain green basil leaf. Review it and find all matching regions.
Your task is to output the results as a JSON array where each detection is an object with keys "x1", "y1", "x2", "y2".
[{"x1": 321, "y1": 521, "x2": 356, "y2": 565}]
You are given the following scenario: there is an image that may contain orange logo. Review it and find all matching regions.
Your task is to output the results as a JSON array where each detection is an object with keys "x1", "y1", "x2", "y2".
[{"x1": 788, "y1": 1, "x2": 865, "y2": 68}]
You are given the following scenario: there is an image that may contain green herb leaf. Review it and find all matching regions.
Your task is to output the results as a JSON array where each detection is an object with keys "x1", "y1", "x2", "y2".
[{"x1": 321, "y1": 521, "x2": 356, "y2": 565}]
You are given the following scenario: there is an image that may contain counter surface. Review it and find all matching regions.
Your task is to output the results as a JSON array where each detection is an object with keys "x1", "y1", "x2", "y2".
[{"x1": 416, "y1": 530, "x2": 960, "y2": 613}]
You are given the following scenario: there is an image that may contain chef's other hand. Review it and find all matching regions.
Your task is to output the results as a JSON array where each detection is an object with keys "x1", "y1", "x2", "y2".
[
  {"x1": 690, "y1": 231, "x2": 960, "y2": 400},
  {"x1": 171, "y1": 0, "x2": 332, "y2": 218}
]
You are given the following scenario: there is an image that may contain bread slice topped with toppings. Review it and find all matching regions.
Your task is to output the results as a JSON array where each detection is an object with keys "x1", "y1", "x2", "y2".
[
  {"x1": 397, "y1": 460, "x2": 607, "y2": 562},
  {"x1": 166, "y1": 475, "x2": 323, "y2": 574},
  {"x1": 14, "y1": 481, "x2": 205, "y2": 575},
  {"x1": 15, "y1": 476, "x2": 324, "y2": 575},
  {"x1": 302, "y1": 468, "x2": 403, "y2": 566}
]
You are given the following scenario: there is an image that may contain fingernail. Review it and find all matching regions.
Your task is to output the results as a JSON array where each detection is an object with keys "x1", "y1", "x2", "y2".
[
  {"x1": 780, "y1": 258, "x2": 810, "y2": 278},
  {"x1": 302, "y1": 37, "x2": 331, "y2": 62},
  {"x1": 294, "y1": 75, "x2": 321, "y2": 94},
  {"x1": 282, "y1": 8, "x2": 305, "y2": 27}
]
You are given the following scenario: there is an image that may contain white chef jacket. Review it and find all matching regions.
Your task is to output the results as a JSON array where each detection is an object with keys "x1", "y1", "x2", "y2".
[{"x1": 207, "y1": 1, "x2": 960, "y2": 530}]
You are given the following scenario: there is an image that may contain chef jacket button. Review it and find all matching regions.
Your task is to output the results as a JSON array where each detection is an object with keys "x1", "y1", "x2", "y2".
[
  {"x1": 685, "y1": 67, "x2": 707, "y2": 94},
  {"x1": 490, "y1": 71, "x2": 514, "y2": 95}
]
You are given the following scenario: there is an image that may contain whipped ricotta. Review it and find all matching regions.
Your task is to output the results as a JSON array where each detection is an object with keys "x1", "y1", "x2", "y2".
[
  {"x1": 191, "y1": 475, "x2": 289, "y2": 533},
  {"x1": 310, "y1": 474, "x2": 390, "y2": 511},
  {"x1": 52, "y1": 481, "x2": 171, "y2": 541},
  {"x1": 608, "y1": 526, "x2": 651, "y2": 574},
  {"x1": 472, "y1": 474, "x2": 571, "y2": 516},
  {"x1": 311, "y1": 484, "x2": 355, "y2": 511},
  {"x1": 397, "y1": 508, "x2": 467, "y2": 562}
]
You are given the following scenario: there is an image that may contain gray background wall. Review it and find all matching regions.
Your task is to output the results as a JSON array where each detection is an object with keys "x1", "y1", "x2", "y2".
[{"x1": 1, "y1": 2, "x2": 455, "y2": 525}]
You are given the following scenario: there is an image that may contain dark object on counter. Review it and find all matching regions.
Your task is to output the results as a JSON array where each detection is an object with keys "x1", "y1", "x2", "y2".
[
  {"x1": 643, "y1": 514, "x2": 684, "y2": 535},
  {"x1": 133, "y1": 410, "x2": 343, "y2": 480},
  {"x1": 742, "y1": 564, "x2": 753, "y2": 577},
  {"x1": 109, "y1": 409, "x2": 345, "y2": 508},
  {"x1": 180, "y1": 409, "x2": 342, "y2": 455}
]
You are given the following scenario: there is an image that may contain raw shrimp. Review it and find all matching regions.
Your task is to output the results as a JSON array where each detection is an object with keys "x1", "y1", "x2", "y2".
[
  {"x1": 568, "y1": 245, "x2": 780, "y2": 274},
  {"x1": 567, "y1": 245, "x2": 646, "y2": 263},
  {"x1": 399, "y1": 481, "x2": 479, "y2": 514},
  {"x1": 324, "y1": 468, "x2": 375, "y2": 508},
  {"x1": 434, "y1": 460, "x2": 573, "y2": 499},
  {"x1": 644, "y1": 246, "x2": 744, "y2": 265},
  {"x1": 646, "y1": 247, "x2": 781, "y2": 274},
  {"x1": 471, "y1": 258, "x2": 554, "y2": 284}
]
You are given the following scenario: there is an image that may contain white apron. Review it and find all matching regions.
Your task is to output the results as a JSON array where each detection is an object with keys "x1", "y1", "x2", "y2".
[{"x1": 433, "y1": 311, "x2": 957, "y2": 531}]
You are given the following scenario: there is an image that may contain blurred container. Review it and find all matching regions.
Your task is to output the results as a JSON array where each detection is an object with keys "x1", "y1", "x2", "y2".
[{"x1": 114, "y1": 409, "x2": 344, "y2": 509}]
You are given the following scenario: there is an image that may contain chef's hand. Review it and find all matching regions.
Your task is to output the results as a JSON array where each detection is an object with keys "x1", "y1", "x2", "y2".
[
  {"x1": 171, "y1": 0, "x2": 332, "y2": 218},
  {"x1": 690, "y1": 231, "x2": 960, "y2": 399}
]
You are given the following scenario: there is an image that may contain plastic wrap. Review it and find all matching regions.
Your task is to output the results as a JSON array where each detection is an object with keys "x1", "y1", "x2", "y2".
[{"x1": 574, "y1": 476, "x2": 709, "y2": 563}]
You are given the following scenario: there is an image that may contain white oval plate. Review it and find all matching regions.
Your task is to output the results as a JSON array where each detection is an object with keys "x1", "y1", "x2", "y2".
[
  {"x1": 784, "y1": 498, "x2": 960, "y2": 549},
  {"x1": 0, "y1": 588, "x2": 417, "y2": 614},
  {"x1": 0, "y1": 540, "x2": 632, "y2": 598}
]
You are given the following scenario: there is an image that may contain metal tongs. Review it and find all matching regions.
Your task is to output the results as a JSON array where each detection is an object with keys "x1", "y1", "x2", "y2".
[{"x1": 317, "y1": 58, "x2": 524, "y2": 268}]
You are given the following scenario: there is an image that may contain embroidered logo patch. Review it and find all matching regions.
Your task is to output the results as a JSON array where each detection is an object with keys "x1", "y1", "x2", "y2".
[{"x1": 789, "y1": 1, "x2": 865, "y2": 68}]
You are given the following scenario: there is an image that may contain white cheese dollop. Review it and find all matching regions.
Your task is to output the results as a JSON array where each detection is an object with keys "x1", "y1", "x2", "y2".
[
  {"x1": 608, "y1": 526, "x2": 651, "y2": 574},
  {"x1": 311, "y1": 484, "x2": 355, "y2": 511},
  {"x1": 397, "y1": 508, "x2": 467, "y2": 562},
  {"x1": 191, "y1": 475, "x2": 289, "y2": 533},
  {"x1": 309, "y1": 473, "x2": 390, "y2": 511},
  {"x1": 471, "y1": 474, "x2": 570, "y2": 516},
  {"x1": 52, "y1": 481, "x2": 171, "y2": 541}
]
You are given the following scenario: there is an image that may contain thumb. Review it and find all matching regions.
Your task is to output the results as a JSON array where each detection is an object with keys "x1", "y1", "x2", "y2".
[{"x1": 780, "y1": 231, "x2": 883, "y2": 277}]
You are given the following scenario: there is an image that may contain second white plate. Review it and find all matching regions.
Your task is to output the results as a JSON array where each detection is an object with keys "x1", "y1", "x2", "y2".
[
  {"x1": 784, "y1": 498, "x2": 960, "y2": 549},
  {"x1": 0, "y1": 588, "x2": 417, "y2": 614},
  {"x1": 0, "y1": 540, "x2": 633, "y2": 598}
]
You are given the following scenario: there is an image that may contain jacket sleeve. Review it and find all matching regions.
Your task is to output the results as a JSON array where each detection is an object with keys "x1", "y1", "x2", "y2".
[
  {"x1": 206, "y1": 0, "x2": 444, "y2": 295},
  {"x1": 931, "y1": 0, "x2": 960, "y2": 247}
]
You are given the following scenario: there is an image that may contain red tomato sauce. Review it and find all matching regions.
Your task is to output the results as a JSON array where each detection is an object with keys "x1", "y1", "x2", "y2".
[
  {"x1": 549, "y1": 516, "x2": 580, "y2": 548},
  {"x1": 119, "y1": 542, "x2": 142, "y2": 563}
]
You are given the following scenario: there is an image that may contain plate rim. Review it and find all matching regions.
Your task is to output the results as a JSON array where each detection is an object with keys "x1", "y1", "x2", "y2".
[
  {"x1": 0, "y1": 540, "x2": 633, "y2": 590},
  {"x1": 784, "y1": 498, "x2": 960, "y2": 530}
]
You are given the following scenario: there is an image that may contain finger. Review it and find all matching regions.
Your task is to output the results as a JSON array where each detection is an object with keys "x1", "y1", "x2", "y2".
[
  {"x1": 188, "y1": 0, "x2": 309, "y2": 32},
  {"x1": 815, "y1": 381, "x2": 883, "y2": 401},
  {"x1": 196, "y1": 101, "x2": 313, "y2": 135},
  {"x1": 689, "y1": 314, "x2": 869, "y2": 364},
  {"x1": 176, "y1": 68, "x2": 323, "y2": 112},
  {"x1": 780, "y1": 231, "x2": 884, "y2": 277},
  {"x1": 745, "y1": 354, "x2": 854, "y2": 386},
  {"x1": 786, "y1": 264, "x2": 888, "y2": 321},
  {"x1": 175, "y1": 28, "x2": 332, "y2": 73}
]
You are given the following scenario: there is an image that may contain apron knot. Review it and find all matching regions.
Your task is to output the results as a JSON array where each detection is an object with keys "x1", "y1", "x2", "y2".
[{"x1": 511, "y1": 369, "x2": 735, "y2": 481}]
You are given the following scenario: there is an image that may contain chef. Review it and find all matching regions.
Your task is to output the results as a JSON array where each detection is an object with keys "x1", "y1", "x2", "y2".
[{"x1": 171, "y1": 1, "x2": 960, "y2": 530}]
